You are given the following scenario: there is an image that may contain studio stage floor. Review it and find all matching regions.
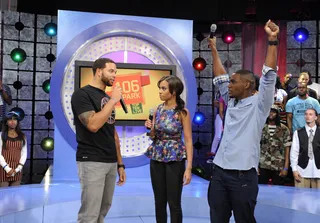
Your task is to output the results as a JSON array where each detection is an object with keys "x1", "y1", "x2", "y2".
[{"x1": 0, "y1": 170, "x2": 320, "y2": 223}]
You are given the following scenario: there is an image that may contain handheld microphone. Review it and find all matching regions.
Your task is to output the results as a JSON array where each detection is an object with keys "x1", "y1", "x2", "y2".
[
  {"x1": 120, "y1": 98, "x2": 128, "y2": 113},
  {"x1": 210, "y1": 24, "x2": 217, "y2": 38},
  {"x1": 208, "y1": 24, "x2": 217, "y2": 48},
  {"x1": 146, "y1": 108, "x2": 154, "y2": 136}
]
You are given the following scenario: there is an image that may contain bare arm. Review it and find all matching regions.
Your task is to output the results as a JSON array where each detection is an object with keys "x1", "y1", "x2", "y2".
[
  {"x1": 284, "y1": 146, "x2": 290, "y2": 170},
  {"x1": 287, "y1": 113, "x2": 293, "y2": 134},
  {"x1": 114, "y1": 128, "x2": 123, "y2": 165},
  {"x1": 78, "y1": 99, "x2": 117, "y2": 133},
  {"x1": 208, "y1": 37, "x2": 227, "y2": 77},
  {"x1": 257, "y1": 20, "x2": 279, "y2": 116},
  {"x1": 264, "y1": 20, "x2": 278, "y2": 70},
  {"x1": 181, "y1": 109, "x2": 193, "y2": 170}
]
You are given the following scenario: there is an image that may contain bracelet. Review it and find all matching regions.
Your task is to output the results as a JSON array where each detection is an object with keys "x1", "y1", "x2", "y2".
[
  {"x1": 283, "y1": 167, "x2": 288, "y2": 171},
  {"x1": 110, "y1": 98, "x2": 117, "y2": 103},
  {"x1": 3, "y1": 165, "x2": 7, "y2": 169}
]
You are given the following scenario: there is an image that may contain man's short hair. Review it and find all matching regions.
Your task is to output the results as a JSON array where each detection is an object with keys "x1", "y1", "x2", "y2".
[
  {"x1": 306, "y1": 108, "x2": 318, "y2": 116},
  {"x1": 92, "y1": 58, "x2": 115, "y2": 75}
]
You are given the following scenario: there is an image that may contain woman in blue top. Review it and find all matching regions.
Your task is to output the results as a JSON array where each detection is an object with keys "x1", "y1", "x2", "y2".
[{"x1": 145, "y1": 75, "x2": 193, "y2": 223}]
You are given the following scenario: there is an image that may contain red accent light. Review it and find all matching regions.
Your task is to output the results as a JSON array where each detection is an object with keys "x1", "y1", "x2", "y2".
[{"x1": 193, "y1": 57, "x2": 206, "y2": 71}]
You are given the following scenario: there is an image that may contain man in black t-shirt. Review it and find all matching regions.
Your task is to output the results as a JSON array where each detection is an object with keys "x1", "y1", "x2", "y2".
[{"x1": 71, "y1": 58, "x2": 126, "y2": 223}]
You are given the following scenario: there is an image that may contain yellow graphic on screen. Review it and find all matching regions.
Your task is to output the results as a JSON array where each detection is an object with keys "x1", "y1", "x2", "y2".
[{"x1": 80, "y1": 67, "x2": 171, "y2": 120}]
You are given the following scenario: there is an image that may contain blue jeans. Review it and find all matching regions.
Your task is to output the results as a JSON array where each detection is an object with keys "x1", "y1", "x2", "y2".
[{"x1": 208, "y1": 164, "x2": 258, "y2": 223}]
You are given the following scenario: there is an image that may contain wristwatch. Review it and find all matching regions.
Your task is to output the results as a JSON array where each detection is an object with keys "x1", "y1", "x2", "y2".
[{"x1": 118, "y1": 164, "x2": 125, "y2": 169}]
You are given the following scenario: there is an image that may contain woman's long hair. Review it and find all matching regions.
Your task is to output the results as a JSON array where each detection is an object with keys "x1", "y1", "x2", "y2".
[
  {"x1": 157, "y1": 75, "x2": 187, "y2": 116},
  {"x1": 1, "y1": 112, "x2": 26, "y2": 150}
]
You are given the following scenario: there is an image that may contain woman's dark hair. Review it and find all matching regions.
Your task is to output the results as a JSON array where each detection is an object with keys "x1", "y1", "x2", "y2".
[
  {"x1": 1, "y1": 112, "x2": 26, "y2": 150},
  {"x1": 157, "y1": 75, "x2": 187, "y2": 116}
]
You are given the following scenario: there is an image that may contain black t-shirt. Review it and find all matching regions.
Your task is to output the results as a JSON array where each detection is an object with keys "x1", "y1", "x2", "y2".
[{"x1": 71, "y1": 85, "x2": 117, "y2": 163}]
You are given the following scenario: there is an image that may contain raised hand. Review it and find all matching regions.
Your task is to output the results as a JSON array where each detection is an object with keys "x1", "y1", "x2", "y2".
[{"x1": 264, "y1": 19, "x2": 279, "y2": 39}]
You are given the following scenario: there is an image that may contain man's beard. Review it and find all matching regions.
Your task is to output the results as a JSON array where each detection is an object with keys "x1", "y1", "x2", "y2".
[{"x1": 102, "y1": 76, "x2": 112, "y2": 87}]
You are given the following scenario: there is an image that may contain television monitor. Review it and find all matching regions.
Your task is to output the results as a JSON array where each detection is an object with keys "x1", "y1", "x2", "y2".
[{"x1": 74, "y1": 60, "x2": 176, "y2": 126}]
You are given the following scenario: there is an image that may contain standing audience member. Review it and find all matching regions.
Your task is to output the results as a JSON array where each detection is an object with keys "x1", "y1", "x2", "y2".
[
  {"x1": 0, "y1": 111, "x2": 27, "y2": 187},
  {"x1": 286, "y1": 82, "x2": 320, "y2": 135},
  {"x1": 290, "y1": 108, "x2": 320, "y2": 188},
  {"x1": 259, "y1": 105, "x2": 291, "y2": 185}
]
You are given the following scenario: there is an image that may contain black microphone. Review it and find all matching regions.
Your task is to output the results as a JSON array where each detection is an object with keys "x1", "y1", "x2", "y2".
[
  {"x1": 146, "y1": 108, "x2": 154, "y2": 136},
  {"x1": 210, "y1": 24, "x2": 217, "y2": 38},
  {"x1": 120, "y1": 97, "x2": 128, "y2": 113}
]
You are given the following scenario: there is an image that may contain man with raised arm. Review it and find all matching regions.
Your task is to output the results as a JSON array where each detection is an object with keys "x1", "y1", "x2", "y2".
[{"x1": 207, "y1": 20, "x2": 279, "y2": 223}]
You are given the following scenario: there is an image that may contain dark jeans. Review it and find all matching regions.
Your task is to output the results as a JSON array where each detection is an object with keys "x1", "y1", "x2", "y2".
[
  {"x1": 150, "y1": 159, "x2": 185, "y2": 223},
  {"x1": 259, "y1": 168, "x2": 285, "y2": 185},
  {"x1": 208, "y1": 164, "x2": 258, "y2": 223}
]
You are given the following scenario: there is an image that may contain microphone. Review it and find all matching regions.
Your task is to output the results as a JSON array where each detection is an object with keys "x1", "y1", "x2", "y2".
[
  {"x1": 120, "y1": 97, "x2": 128, "y2": 113},
  {"x1": 208, "y1": 24, "x2": 217, "y2": 48},
  {"x1": 210, "y1": 24, "x2": 217, "y2": 38},
  {"x1": 146, "y1": 108, "x2": 154, "y2": 136}
]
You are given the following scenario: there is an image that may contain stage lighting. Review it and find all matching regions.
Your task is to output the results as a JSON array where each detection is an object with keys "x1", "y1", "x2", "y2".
[
  {"x1": 45, "y1": 111, "x2": 53, "y2": 120},
  {"x1": 195, "y1": 32, "x2": 205, "y2": 42},
  {"x1": 193, "y1": 57, "x2": 206, "y2": 71},
  {"x1": 296, "y1": 59, "x2": 306, "y2": 67},
  {"x1": 294, "y1": 27, "x2": 309, "y2": 43},
  {"x1": 222, "y1": 31, "x2": 235, "y2": 44},
  {"x1": 13, "y1": 81, "x2": 22, "y2": 90},
  {"x1": 46, "y1": 53, "x2": 56, "y2": 62},
  {"x1": 194, "y1": 141, "x2": 203, "y2": 150},
  {"x1": 9, "y1": 107, "x2": 25, "y2": 121},
  {"x1": 10, "y1": 48, "x2": 27, "y2": 63},
  {"x1": 224, "y1": 59, "x2": 232, "y2": 68},
  {"x1": 197, "y1": 87, "x2": 204, "y2": 96},
  {"x1": 193, "y1": 111, "x2": 206, "y2": 125},
  {"x1": 44, "y1": 22, "x2": 57, "y2": 37},
  {"x1": 15, "y1": 22, "x2": 24, "y2": 31},
  {"x1": 41, "y1": 137, "x2": 54, "y2": 151},
  {"x1": 42, "y1": 79, "x2": 50, "y2": 93}
]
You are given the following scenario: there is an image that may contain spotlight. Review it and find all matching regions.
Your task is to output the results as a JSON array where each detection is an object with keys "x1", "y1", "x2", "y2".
[
  {"x1": 294, "y1": 27, "x2": 309, "y2": 43},
  {"x1": 40, "y1": 137, "x2": 54, "y2": 151},
  {"x1": 194, "y1": 141, "x2": 203, "y2": 150},
  {"x1": 197, "y1": 87, "x2": 204, "y2": 96},
  {"x1": 10, "y1": 48, "x2": 27, "y2": 63},
  {"x1": 195, "y1": 32, "x2": 205, "y2": 42},
  {"x1": 193, "y1": 57, "x2": 206, "y2": 71},
  {"x1": 44, "y1": 22, "x2": 57, "y2": 37},
  {"x1": 44, "y1": 111, "x2": 53, "y2": 120},
  {"x1": 15, "y1": 22, "x2": 24, "y2": 31},
  {"x1": 42, "y1": 79, "x2": 50, "y2": 93},
  {"x1": 46, "y1": 53, "x2": 56, "y2": 62},
  {"x1": 222, "y1": 31, "x2": 235, "y2": 44},
  {"x1": 13, "y1": 81, "x2": 22, "y2": 90},
  {"x1": 193, "y1": 111, "x2": 206, "y2": 125},
  {"x1": 296, "y1": 59, "x2": 306, "y2": 67},
  {"x1": 9, "y1": 107, "x2": 25, "y2": 121},
  {"x1": 224, "y1": 59, "x2": 233, "y2": 68}
]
